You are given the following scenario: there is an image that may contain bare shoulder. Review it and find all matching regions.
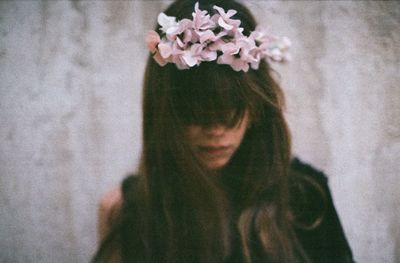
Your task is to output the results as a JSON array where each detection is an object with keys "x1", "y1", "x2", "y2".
[
  {"x1": 98, "y1": 186, "x2": 123, "y2": 243},
  {"x1": 100, "y1": 186, "x2": 123, "y2": 213}
]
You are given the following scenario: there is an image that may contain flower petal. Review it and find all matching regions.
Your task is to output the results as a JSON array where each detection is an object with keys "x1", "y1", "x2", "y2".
[
  {"x1": 145, "y1": 30, "x2": 160, "y2": 53},
  {"x1": 158, "y1": 42, "x2": 172, "y2": 58},
  {"x1": 153, "y1": 52, "x2": 168, "y2": 66},
  {"x1": 158, "y1": 13, "x2": 178, "y2": 33},
  {"x1": 218, "y1": 17, "x2": 233, "y2": 30},
  {"x1": 201, "y1": 49, "x2": 217, "y2": 61}
]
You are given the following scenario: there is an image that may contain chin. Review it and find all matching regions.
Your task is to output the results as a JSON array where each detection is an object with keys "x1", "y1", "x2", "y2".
[{"x1": 203, "y1": 158, "x2": 229, "y2": 171}]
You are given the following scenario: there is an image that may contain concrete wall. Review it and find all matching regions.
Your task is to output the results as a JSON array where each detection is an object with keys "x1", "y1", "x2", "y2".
[{"x1": 0, "y1": 1, "x2": 398, "y2": 262}]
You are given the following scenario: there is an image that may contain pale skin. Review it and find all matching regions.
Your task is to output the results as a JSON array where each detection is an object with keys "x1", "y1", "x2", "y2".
[
  {"x1": 98, "y1": 113, "x2": 250, "y2": 243},
  {"x1": 98, "y1": 186, "x2": 122, "y2": 243},
  {"x1": 184, "y1": 112, "x2": 249, "y2": 170},
  {"x1": 97, "y1": 187, "x2": 123, "y2": 262}
]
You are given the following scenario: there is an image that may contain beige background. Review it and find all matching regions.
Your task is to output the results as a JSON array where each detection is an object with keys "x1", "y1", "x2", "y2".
[{"x1": 0, "y1": 1, "x2": 399, "y2": 262}]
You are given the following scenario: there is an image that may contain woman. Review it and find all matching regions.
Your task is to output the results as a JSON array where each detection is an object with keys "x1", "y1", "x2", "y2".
[{"x1": 93, "y1": 0, "x2": 354, "y2": 262}]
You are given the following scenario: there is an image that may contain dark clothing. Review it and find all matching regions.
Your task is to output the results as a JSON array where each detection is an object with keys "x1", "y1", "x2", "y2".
[
  {"x1": 290, "y1": 158, "x2": 354, "y2": 263},
  {"x1": 121, "y1": 158, "x2": 354, "y2": 263}
]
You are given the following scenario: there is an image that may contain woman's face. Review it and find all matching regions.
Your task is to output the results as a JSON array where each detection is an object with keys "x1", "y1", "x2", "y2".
[{"x1": 184, "y1": 112, "x2": 249, "y2": 170}]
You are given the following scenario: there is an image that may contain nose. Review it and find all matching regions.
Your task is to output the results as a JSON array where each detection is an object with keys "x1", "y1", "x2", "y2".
[{"x1": 202, "y1": 124, "x2": 226, "y2": 137}]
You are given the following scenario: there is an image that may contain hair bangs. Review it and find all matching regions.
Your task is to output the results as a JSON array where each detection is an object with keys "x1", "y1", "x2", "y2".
[{"x1": 170, "y1": 63, "x2": 257, "y2": 128}]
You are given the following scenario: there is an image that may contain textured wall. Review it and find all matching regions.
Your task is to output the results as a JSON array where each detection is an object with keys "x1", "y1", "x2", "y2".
[{"x1": 0, "y1": 1, "x2": 399, "y2": 262}]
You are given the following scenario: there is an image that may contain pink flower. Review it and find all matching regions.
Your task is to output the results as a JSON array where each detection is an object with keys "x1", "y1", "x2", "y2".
[
  {"x1": 249, "y1": 46, "x2": 264, "y2": 69},
  {"x1": 207, "y1": 38, "x2": 226, "y2": 51},
  {"x1": 197, "y1": 29, "x2": 214, "y2": 43},
  {"x1": 201, "y1": 48, "x2": 217, "y2": 61},
  {"x1": 250, "y1": 26, "x2": 273, "y2": 44},
  {"x1": 192, "y1": 2, "x2": 215, "y2": 32},
  {"x1": 172, "y1": 54, "x2": 190, "y2": 70},
  {"x1": 153, "y1": 52, "x2": 168, "y2": 66},
  {"x1": 148, "y1": 2, "x2": 291, "y2": 71},
  {"x1": 180, "y1": 43, "x2": 217, "y2": 67},
  {"x1": 213, "y1": 5, "x2": 242, "y2": 33},
  {"x1": 264, "y1": 36, "x2": 291, "y2": 62},
  {"x1": 169, "y1": 42, "x2": 188, "y2": 69},
  {"x1": 270, "y1": 48, "x2": 283, "y2": 61},
  {"x1": 197, "y1": 29, "x2": 227, "y2": 44},
  {"x1": 218, "y1": 52, "x2": 249, "y2": 72},
  {"x1": 145, "y1": 30, "x2": 161, "y2": 53},
  {"x1": 278, "y1": 36, "x2": 292, "y2": 51},
  {"x1": 174, "y1": 19, "x2": 194, "y2": 48},
  {"x1": 217, "y1": 37, "x2": 257, "y2": 72},
  {"x1": 249, "y1": 26, "x2": 292, "y2": 63},
  {"x1": 158, "y1": 42, "x2": 173, "y2": 59},
  {"x1": 181, "y1": 43, "x2": 203, "y2": 67}
]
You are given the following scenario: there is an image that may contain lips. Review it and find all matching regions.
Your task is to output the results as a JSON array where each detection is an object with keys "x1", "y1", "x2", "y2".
[{"x1": 198, "y1": 145, "x2": 231, "y2": 156}]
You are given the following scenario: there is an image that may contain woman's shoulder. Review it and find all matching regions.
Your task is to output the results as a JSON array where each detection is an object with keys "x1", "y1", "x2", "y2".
[
  {"x1": 99, "y1": 174, "x2": 138, "y2": 211},
  {"x1": 289, "y1": 157, "x2": 328, "y2": 186},
  {"x1": 288, "y1": 157, "x2": 330, "y2": 212},
  {"x1": 288, "y1": 157, "x2": 329, "y2": 229},
  {"x1": 100, "y1": 186, "x2": 123, "y2": 212},
  {"x1": 121, "y1": 174, "x2": 139, "y2": 197},
  {"x1": 97, "y1": 174, "x2": 138, "y2": 242},
  {"x1": 288, "y1": 157, "x2": 354, "y2": 262},
  {"x1": 98, "y1": 186, "x2": 123, "y2": 242}
]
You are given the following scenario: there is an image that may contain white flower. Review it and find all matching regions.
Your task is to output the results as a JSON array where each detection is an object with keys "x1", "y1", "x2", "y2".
[{"x1": 157, "y1": 13, "x2": 179, "y2": 35}]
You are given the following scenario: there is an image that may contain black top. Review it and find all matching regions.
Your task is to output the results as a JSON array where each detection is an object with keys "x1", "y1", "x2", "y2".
[
  {"x1": 121, "y1": 158, "x2": 354, "y2": 263},
  {"x1": 289, "y1": 158, "x2": 354, "y2": 263}
]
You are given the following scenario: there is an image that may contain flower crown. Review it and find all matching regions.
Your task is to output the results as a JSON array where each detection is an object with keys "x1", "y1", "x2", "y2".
[{"x1": 146, "y1": 2, "x2": 291, "y2": 72}]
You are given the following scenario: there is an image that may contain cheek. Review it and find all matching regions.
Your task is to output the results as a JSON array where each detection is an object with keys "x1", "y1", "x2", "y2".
[
  {"x1": 234, "y1": 120, "x2": 249, "y2": 142},
  {"x1": 235, "y1": 129, "x2": 247, "y2": 145},
  {"x1": 184, "y1": 126, "x2": 202, "y2": 145}
]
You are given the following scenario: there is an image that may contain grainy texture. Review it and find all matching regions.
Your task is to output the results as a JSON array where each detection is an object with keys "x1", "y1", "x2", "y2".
[{"x1": 0, "y1": 1, "x2": 399, "y2": 262}]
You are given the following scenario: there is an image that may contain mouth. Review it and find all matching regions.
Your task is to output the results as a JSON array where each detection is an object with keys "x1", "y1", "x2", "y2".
[{"x1": 198, "y1": 145, "x2": 232, "y2": 156}]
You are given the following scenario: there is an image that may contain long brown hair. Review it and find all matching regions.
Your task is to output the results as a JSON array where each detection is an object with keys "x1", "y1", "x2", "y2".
[{"x1": 93, "y1": 0, "x2": 308, "y2": 262}]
